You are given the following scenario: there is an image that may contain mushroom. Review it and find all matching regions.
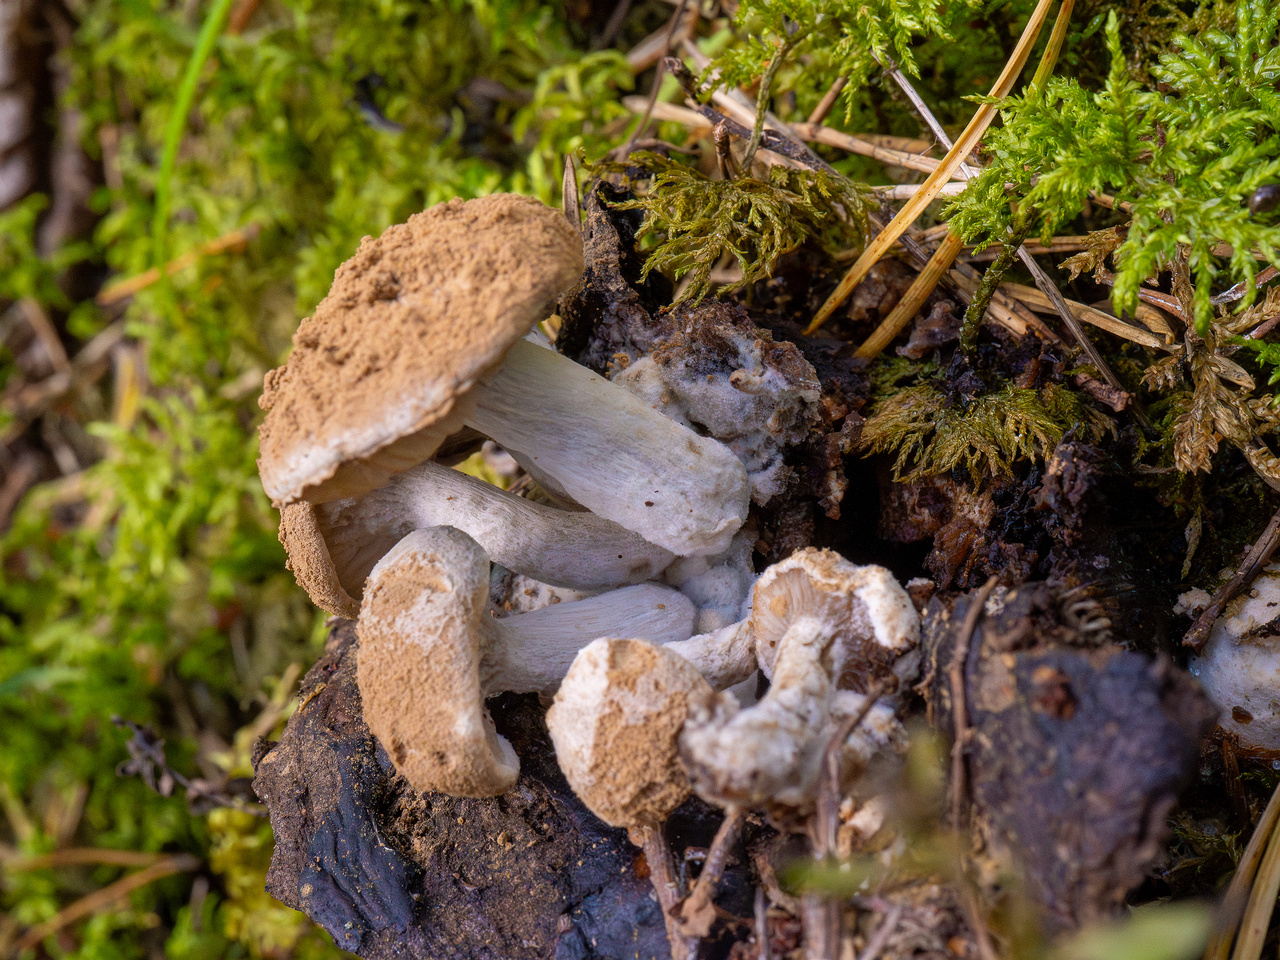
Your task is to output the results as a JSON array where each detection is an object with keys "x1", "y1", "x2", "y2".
[
  {"x1": 278, "y1": 458, "x2": 676, "y2": 618},
  {"x1": 546, "y1": 637, "x2": 729, "y2": 959},
  {"x1": 662, "y1": 527, "x2": 757, "y2": 634},
  {"x1": 609, "y1": 300, "x2": 822, "y2": 505},
  {"x1": 1189, "y1": 562, "x2": 1280, "y2": 755},
  {"x1": 257, "y1": 194, "x2": 750, "y2": 556},
  {"x1": 357, "y1": 526, "x2": 696, "y2": 797},
  {"x1": 679, "y1": 549, "x2": 917, "y2": 810}
]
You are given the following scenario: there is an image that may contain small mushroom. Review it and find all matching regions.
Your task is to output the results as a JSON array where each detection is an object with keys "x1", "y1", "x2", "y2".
[
  {"x1": 546, "y1": 637, "x2": 728, "y2": 959},
  {"x1": 258, "y1": 194, "x2": 750, "y2": 556},
  {"x1": 357, "y1": 527, "x2": 696, "y2": 796},
  {"x1": 546, "y1": 637, "x2": 721, "y2": 829},
  {"x1": 278, "y1": 458, "x2": 675, "y2": 618},
  {"x1": 1190, "y1": 562, "x2": 1280, "y2": 756},
  {"x1": 679, "y1": 549, "x2": 917, "y2": 809}
]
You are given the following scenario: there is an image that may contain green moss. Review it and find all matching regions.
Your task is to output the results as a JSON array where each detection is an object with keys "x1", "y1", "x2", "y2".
[{"x1": 859, "y1": 374, "x2": 1113, "y2": 483}]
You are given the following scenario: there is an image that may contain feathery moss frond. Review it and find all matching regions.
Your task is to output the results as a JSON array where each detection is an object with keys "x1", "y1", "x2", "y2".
[
  {"x1": 947, "y1": 2, "x2": 1280, "y2": 335},
  {"x1": 859, "y1": 379, "x2": 1113, "y2": 483},
  {"x1": 609, "y1": 153, "x2": 869, "y2": 304}
]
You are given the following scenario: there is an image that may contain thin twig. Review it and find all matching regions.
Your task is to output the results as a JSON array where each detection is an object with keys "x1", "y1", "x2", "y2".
[
  {"x1": 637, "y1": 822, "x2": 689, "y2": 960},
  {"x1": 816, "y1": 680, "x2": 887, "y2": 855},
  {"x1": 856, "y1": 903, "x2": 905, "y2": 960},
  {"x1": 97, "y1": 224, "x2": 261, "y2": 306},
  {"x1": 1215, "y1": 265, "x2": 1280, "y2": 308},
  {"x1": 5, "y1": 848, "x2": 169, "y2": 871},
  {"x1": 1184, "y1": 504, "x2": 1280, "y2": 652},
  {"x1": 807, "y1": 77, "x2": 848, "y2": 125},
  {"x1": 679, "y1": 807, "x2": 746, "y2": 938},
  {"x1": 615, "y1": 0, "x2": 692, "y2": 161},
  {"x1": 949, "y1": 577, "x2": 998, "y2": 833}
]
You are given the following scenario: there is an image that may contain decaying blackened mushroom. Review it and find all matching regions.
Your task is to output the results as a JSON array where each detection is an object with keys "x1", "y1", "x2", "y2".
[
  {"x1": 277, "y1": 459, "x2": 675, "y2": 618},
  {"x1": 1189, "y1": 562, "x2": 1280, "y2": 756},
  {"x1": 611, "y1": 300, "x2": 824, "y2": 505},
  {"x1": 356, "y1": 526, "x2": 696, "y2": 797},
  {"x1": 258, "y1": 193, "x2": 750, "y2": 557},
  {"x1": 680, "y1": 549, "x2": 917, "y2": 810}
]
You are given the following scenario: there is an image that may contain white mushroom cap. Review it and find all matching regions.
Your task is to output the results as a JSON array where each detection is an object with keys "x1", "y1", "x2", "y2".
[
  {"x1": 1191, "y1": 562, "x2": 1280, "y2": 754},
  {"x1": 357, "y1": 526, "x2": 696, "y2": 796},
  {"x1": 283, "y1": 459, "x2": 675, "y2": 615},
  {"x1": 546, "y1": 638, "x2": 722, "y2": 829},
  {"x1": 679, "y1": 549, "x2": 918, "y2": 809}
]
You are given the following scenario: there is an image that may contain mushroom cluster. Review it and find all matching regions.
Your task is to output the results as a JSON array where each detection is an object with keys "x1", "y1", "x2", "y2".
[{"x1": 258, "y1": 195, "x2": 920, "y2": 937}]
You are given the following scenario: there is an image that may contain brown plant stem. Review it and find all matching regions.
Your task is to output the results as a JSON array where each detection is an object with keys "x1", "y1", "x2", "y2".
[
  {"x1": 1184, "y1": 504, "x2": 1280, "y2": 651},
  {"x1": 949, "y1": 578, "x2": 998, "y2": 833}
]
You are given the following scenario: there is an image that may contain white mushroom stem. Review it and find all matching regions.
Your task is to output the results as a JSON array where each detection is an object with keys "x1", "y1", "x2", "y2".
[
  {"x1": 481, "y1": 584, "x2": 696, "y2": 697},
  {"x1": 663, "y1": 621, "x2": 757, "y2": 691},
  {"x1": 464, "y1": 338, "x2": 751, "y2": 556},
  {"x1": 317, "y1": 459, "x2": 675, "y2": 594}
]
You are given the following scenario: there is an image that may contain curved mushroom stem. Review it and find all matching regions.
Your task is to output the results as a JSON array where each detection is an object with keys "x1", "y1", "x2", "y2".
[
  {"x1": 316, "y1": 459, "x2": 676, "y2": 595},
  {"x1": 464, "y1": 339, "x2": 751, "y2": 556},
  {"x1": 481, "y1": 584, "x2": 696, "y2": 697},
  {"x1": 663, "y1": 621, "x2": 757, "y2": 691},
  {"x1": 681, "y1": 616, "x2": 837, "y2": 808}
]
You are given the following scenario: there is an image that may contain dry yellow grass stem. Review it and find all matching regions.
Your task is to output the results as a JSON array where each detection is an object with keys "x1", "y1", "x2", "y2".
[
  {"x1": 1000, "y1": 281, "x2": 1174, "y2": 352},
  {"x1": 97, "y1": 224, "x2": 260, "y2": 306},
  {"x1": 10, "y1": 854, "x2": 200, "y2": 956},
  {"x1": 1230, "y1": 790, "x2": 1280, "y2": 960},
  {"x1": 1203, "y1": 780, "x2": 1280, "y2": 960},
  {"x1": 855, "y1": 233, "x2": 966, "y2": 358},
  {"x1": 805, "y1": 0, "x2": 1059, "y2": 334}
]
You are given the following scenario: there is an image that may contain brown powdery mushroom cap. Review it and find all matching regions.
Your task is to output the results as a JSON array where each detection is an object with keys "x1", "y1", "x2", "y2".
[
  {"x1": 357, "y1": 524, "x2": 518, "y2": 797},
  {"x1": 545, "y1": 637, "x2": 720, "y2": 829},
  {"x1": 258, "y1": 194, "x2": 583, "y2": 506}
]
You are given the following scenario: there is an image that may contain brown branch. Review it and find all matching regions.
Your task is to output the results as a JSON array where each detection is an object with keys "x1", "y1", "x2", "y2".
[
  {"x1": 635, "y1": 823, "x2": 689, "y2": 960},
  {"x1": 678, "y1": 807, "x2": 746, "y2": 938},
  {"x1": 806, "y1": 77, "x2": 847, "y2": 125},
  {"x1": 7, "y1": 848, "x2": 168, "y2": 871},
  {"x1": 949, "y1": 578, "x2": 998, "y2": 833},
  {"x1": 95, "y1": 224, "x2": 261, "y2": 306},
  {"x1": 1184, "y1": 504, "x2": 1280, "y2": 652}
]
